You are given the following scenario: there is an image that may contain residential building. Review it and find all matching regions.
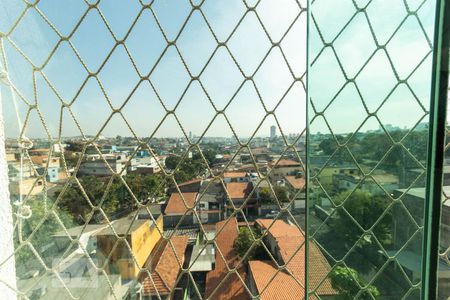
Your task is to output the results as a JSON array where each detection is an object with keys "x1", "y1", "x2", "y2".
[
  {"x1": 94, "y1": 215, "x2": 164, "y2": 281},
  {"x1": 9, "y1": 177, "x2": 45, "y2": 196},
  {"x1": 78, "y1": 153, "x2": 127, "y2": 176},
  {"x1": 31, "y1": 155, "x2": 60, "y2": 182},
  {"x1": 284, "y1": 175, "x2": 306, "y2": 211},
  {"x1": 251, "y1": 219, "x2": 338, "y2": 299},
  {"x1": 225, "y1": 182, "x2": 259, "y2": 218},
  {"x1": 333, "y1": 172, "x2": 399, "y2": 195},
  {"x1": 138, "y1": 235, "x2": 189, "y2": 299},
  {"x1": 268, "y1": 159, "x2": 302, "y2": 182},
  {"x1": 223, "y1": 171, "x2": 249, "y2": 183},
  {"x1": 205, "y1": 218, "x2": 250, "y2": 300},
  {"x1": 163, "y1": 192, "x2": 198, "y2": 228}
]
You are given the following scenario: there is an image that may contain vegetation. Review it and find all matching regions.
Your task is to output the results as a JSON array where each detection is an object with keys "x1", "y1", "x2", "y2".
[
  {"x1": 14, "y1": 197, "x2": 74, "y2": 270},
  {"x1": 319, "y1": 190, "x2": 392, "y2": 274},
  {"x1": 330, "y1": 266, "x2": 380, "y2": 299},
  {"x1": 56, "y1": 174, "x2": 164, "y2": 224},
  {"x1": 233, "y1": 227, "x2": 267, "y2": 262},
  {"x1": 259, "y1": 186, "x2": 289, "y2": 204},
  {"x1": 165, "y1": 150, "x2": 216, "y2": 183}
]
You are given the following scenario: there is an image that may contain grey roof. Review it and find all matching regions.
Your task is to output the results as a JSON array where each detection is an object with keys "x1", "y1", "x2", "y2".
[
  {"x1": 53, "y1": 224, "x2": 106, "y2": 238},
  {"x1": 198, "y1": 180, "x2": 225, "y2": 203},
  {"x1": 395, "y1": 186, "x2": 450, "y2": 201},
  {"x1": 136, "y1": 204, "x2": 162, "y2": 219},
  {"x1": 189, "y1": 244, "x2": 215, "y2": 272},
  {"x1": 19, "y1": 273, "x2": 126, "y2": 300},
  {"x1": 163, "y1": 228, "x2": 198, "y2": 240},
  {"x1": 97, "y1": 217, "x2": 149, "y2": 236}
]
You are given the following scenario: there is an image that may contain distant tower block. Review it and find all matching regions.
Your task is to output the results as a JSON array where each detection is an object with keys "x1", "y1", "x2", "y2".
[{"x1": 270, "y1": 126, "x2": 276, "y2": 139}]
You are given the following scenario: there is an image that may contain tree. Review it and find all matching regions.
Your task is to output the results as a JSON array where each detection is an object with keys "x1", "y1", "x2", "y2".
[
  {"x1": 330, "y1": 266, "x2": 380, "y2": 299},
  {"x1": 273, "y1": 186, "x2": 289, "y2": 203},
  {"x1": 65, "y1": 141, "x2": 84, "y2": 152},
  {"x1": 334, "y1": 190, "x2": 392, "y2": 246},
  {"x1": 14, "y1": 197, "x2": 74, "y2": 270},
  {"x1": 259, "y1": 187, "x2": 272, "y2": 204},
  {"x1": 319, "y1": 135, "x2": 344, "y2": 155},
  {"x1": 258, "y1": 186, "x2": 289, "y2": 204},
  {"x1": 233, "y1": 227, "x2": 266, "y2": 262},
  {"x1": 319, "y1": 190, "x2": 392, "y2": 274},
  {"x1": 56, "y1": 176, "x2": 106, "y2": 223},
  {"x1": 165, "y1": 155, "x2": 181, "y2": 170}
]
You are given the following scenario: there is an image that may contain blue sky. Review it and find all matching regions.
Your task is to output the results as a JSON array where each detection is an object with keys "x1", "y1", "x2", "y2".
[{"x1": 0, "y1": 0, "x2": 437, "y2": 139}]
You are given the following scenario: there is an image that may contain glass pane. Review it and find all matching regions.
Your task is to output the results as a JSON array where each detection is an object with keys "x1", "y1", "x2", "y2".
[
  {"x1": 308, "y1": 0, "x2": 437, "y2": 299},
  {"x1": 438, "y1": 26, "x2": 450, "y2": 300},
  {"x1": 0, "y1": 1, "x2": 308, "y2": 299}
]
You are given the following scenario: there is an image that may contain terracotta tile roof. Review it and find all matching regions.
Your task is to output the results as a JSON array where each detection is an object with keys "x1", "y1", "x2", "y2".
[
  {"x1": 269, "y1": 159, "x2": 301, "y2": 168},
  {"x1": 141, "y1": 236, "x2": 188, "y2": 296},
  {"x1": 205, "y1": 218, "x2": 250, "y2": 300},
  {"x1": 284, "y1": 175, "x2": 306, "y2": 190},
  {"x1": 164, "y1": 192, "x2": 197, "y2": 215},
  {"x1": 223, "y1": 172, "x2": 247, "y2": 178},
  {"x1": 248, "y1": 260, "x2": 305, "y2": 300},
  {"x1": 255, "y1": 219, "x2": 337, "y2": 296},
  {"x1": 226, "y1": 182, "x2": 253, "y2": 199}
]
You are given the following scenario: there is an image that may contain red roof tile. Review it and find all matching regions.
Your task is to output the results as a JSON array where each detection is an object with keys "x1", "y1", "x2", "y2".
[
  {"x1": 248, "y1": 260, "x2": 305, "y2": 300},
  {"x1": 226, "y1": 182, "x2": 253, "y2": 199},
  {"x1": 223, "y1": 172, "x2": 247, "y2": 178},
  {"x1": 141, "y1": 236, "x2": 188, "y2": 296},
  {"x1": 255, "y1": 219, "x2": 337, "y2": 296},
  {"x1": 164, "y1": 192, "x2": 197, "y2": 215},
  {"x1": 205, "y1": 218, "x2": 250, "y2": 300},
  {"x1": 269, "y1": 159, "x2": 301, "y2": 168},
  {"x1": 284, "y1": 175, "x2": 306, "y2": 190}
]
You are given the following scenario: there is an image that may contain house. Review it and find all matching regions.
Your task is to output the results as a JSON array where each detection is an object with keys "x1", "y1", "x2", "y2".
[
  {"x1": 250, "y1": 219, "x2": 338, "y2": 299},
  {"x1": 167, "y1": 178, "x2": 202, "y2": 194},
  {"x1": 139, "y1": 235, "x2": 189, "y2": 299},
  {"x1": 225, "y1": 182, "x2": 259, "y2": 218},
  {"x1": 31, "y1": 155, "x2": 60, "y2": 182},
  {"x1": 164, "y1": 181, "x2": 224, "y2": 228},
  {"x1": 205, "y1": 218, "x2": 250, "y2": 300},
  {"x1": 315, "y1": 165, "x2": 360, "y2": 189},
  {"x1": 17, "y1": 265, "x2": 126, "y2": 300},
  {"x1": 284, "y1": 175, "x2": 306, "y2": 211},
  {"x1": 247, "y1": 260, "x2": 304, "y2": 300},
  {"x1": 333, "y1": 172, "x2": 399, "y2": 195},
  {"x1": 78, "y1": 153, "x2": 127, "y2": 176},
  {"x1": 127, "y1": 155, "x2": 161, "y2": 175},
  {"x1": 196, "y1": 179, "x2": 225, "y2": 224},
  {"x1": 268, "y1": 159, "x2": 302, "y2": 181},
  {"x1": 163, "y1": 192, "x2": 198, "y2": 228},
  {"x1": 94, "y1": 215, "x2": 163, "y2": 281},
  {"x1": 223, "y1": 172, "x2": 249, "y2": 183},
  {"x1": 9, "y1": 177, "x2": 45, "y2": 196}
]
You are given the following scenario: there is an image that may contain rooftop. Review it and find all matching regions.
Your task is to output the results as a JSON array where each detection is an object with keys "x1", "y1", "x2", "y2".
[
  {"x1": 226, "y1": 182, "x2": 253, "y2": 199},
  {"x1": 189, "y1": 244, "x2": 215, "y2": 272},
  {"x1": 97, "y1": 216, "x2": 149, "y2": 236},
  {"x1": 269, "y1": 159, "x2": 301, "y2": 168},
  {"x1": 248, "y1": 260, "x2": 305, "y2": 300},
  {"x1": 205, "y1": 218, "x2": 250, "y2": 300},
  {"x1": 141, "y1": 235, "x2": 189, "y2": 296},
  {"x1": 255, "y1": 219, "x2": 337, "y2": 296},
  {"x1": 223, "y1": 172, "x2": 247, "y2": 178},
  {"x1": 164, "y1": 192, "x2": 198, "y2": 215},
  {"x1": 284, "y1": 175, "x2": 306, "y2": 190}
]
